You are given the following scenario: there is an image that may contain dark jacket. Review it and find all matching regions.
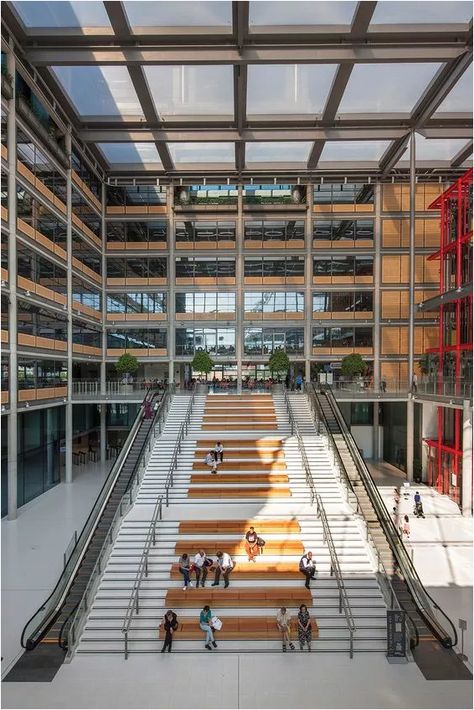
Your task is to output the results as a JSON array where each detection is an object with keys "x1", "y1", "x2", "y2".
[{"x1": 163, "y1": 612, "x2": 178, "y2": 634}]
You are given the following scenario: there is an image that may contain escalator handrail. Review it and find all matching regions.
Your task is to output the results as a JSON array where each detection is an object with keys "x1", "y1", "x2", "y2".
[
  {"x1": 316, "y1": 384, "x2": 458, "y2": 648},
  {"x1": 20, "y1": 387, "x2": 160, "y2": 650}
]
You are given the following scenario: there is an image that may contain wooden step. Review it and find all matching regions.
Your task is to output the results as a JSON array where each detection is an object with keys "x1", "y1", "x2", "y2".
[
  {"x1": 196, "y1": 439, "x2": 284, "y2": 448},
  {"x1": 192, "y1": 461, "x2": 287, "y2": 471},
  {"x1": 174, "y1": 539, "x2": 303, "y2": 555},
  {"x1": 178, "y1": 520, "x2": 301, "y2": 535},
  {"x1": 206, "y1": 396, "x2": 273, "y2": 402},
  {"x1": 159, "y1": 615, "x2": 319, "y2": 640},
  {"x1": 190, "y1": 474, "x2": 289, "y2": 484},
  {"x1": 203, "y1": 416, "x2": 277, "y2": 422},
  {"x1": 166, "y1": 587, "x2": 312, "y2": 608},
  {"x1": 202, "y1": 424, "x2": 278, "y2": 431},
  {"x1": 187, "y1": 487, "x2": 291, "y2": 498},
  {"x1": 170, "y1": 561, "x2": 302, "y2": 580},
  {"x1": 204, "y1": 407, "x2": 275, "y2": 413}
]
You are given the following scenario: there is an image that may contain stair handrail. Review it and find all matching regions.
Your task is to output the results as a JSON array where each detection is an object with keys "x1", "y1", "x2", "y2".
[
  {"x1": 165, "y1": 387, "x2": 196, "y2": 507},
  {"x1": 309, "y1": 383, "x2": 457, "y2": 649},
  {"x1": 59, "y1": 389, "x2": 173, "y2": 656},
  {"x1": 20, "y1": 387, "x2": 158, "y2": 650},
  {"x1": 284, "y1": 390, "x2": 356, "y2": 658}
]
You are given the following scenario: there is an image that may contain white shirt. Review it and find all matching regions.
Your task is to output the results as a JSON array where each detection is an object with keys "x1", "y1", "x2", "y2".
[
  {"x1": 218, "y1": 552, "x2": 233, "y2": 569},
  {"x1": 215, "y1": 444, "x2": 224, "y2": 452},
  {"x1": 276, "y1": 611, "x2": 291, "y2": 627},
  {"x1": 194, "y1": 552, "x2": 206, "y2": 568},
  {"x1": 300, "y1": 555, "x2": 315, "y2": 569},
  {"x1": 205, "y1": 453, "x2": 215, "y2": 465}
]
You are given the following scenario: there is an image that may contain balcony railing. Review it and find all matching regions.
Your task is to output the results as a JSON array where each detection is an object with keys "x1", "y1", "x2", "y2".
[
  {"x1": 328, "y1": 377, "x2": 408, "y2": 397},
  {"x1": 416, "y1": 377, "x2": 473, "y2": 401},
  {"x1": 72, "y1": 380, "x2": 163, "y2": 399}
]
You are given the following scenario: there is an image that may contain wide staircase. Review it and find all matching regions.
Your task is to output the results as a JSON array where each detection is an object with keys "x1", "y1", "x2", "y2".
[{"x1": 76, "y1": 390, "x2": 388, "y2": 654}]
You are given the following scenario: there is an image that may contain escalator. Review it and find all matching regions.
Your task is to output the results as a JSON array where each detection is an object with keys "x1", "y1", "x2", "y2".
[
  {"x1": 4, "y1": 388, "x2": 170, "y2": 682},
  {"x1": 308, "y1": 384, "x2": 472, "y2": 680}
]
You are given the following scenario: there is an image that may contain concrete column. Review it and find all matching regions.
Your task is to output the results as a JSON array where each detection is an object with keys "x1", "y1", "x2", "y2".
[
  {"x1": 45, "y1": 407, "x2": 55, "y2": 486},
  {"x1": 236, "y1": 184, "x2": 243, "y2": 392},
  {"x1": 462, "y1": 400, "x2": 472, "y2": 516},
  {"x1": 100, "y1": 182, "x2": 107, "y2": 462},
  {"x1": 373, "y1": 182, "x2": 381, "y2": 392},
  {"x1": 65, "y1": 128, "x2": 73, "y2": 483},
  {"x1": 100, "y1": 404, "x2": 107, "y2": 464},
  {"x1": 7, "y1": 48, "x2": 18, "y2": 519},
  {"x1": 304, "y1": 182, "x2": 313, "y2": 383},
  {"x1": 167, "y1": 185, "x2": 175, "y2": 385},
  {"x1": 406, "y1": 131, "x2": 416, "y2": 482},
  {"x1": 421, "y1": 401, "x2": 437, "y2": 481}
]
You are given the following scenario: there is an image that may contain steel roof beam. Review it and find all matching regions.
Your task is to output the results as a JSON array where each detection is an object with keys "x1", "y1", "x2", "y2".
[
  {"x1": 451, "y1": 140, "x2": 473, "y2": 166},
  {"x1": 379, "y1": 134, "x2": 411, "y2": 175}
]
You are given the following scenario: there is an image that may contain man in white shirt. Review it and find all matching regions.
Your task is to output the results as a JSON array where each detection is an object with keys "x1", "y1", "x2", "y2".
[
  {"x1": 299, "y1": 551, "x2": 316, "y2": 589},
  {"x1": 193, "y1": 549, "x2": 209, "y2": 588},
  {"x1": 211, "y1": 550, "x2": 234, "y2": 588}
]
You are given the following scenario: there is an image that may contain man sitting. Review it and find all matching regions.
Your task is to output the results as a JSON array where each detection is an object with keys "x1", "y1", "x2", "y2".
[
  {"x1": 211, "y1": 551, "x2": 234, "y2": 588},
  {"x1": 299, "y1": 551, "x2": 317, "y2": 589}
]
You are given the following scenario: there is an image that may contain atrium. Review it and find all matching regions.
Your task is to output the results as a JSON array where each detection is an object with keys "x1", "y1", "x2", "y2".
[{"x1": 0, "y1": 1, "x2": 472, "y2": 708}]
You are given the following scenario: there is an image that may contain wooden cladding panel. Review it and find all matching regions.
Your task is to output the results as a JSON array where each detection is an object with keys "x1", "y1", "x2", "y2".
[
  {"x1": 381, "y1": 326, "x2": 408, "y2": 355},
  {"x1": 381, "y1": 361, "x2": 408, "y2": 384},
  {"x1": 382, "y1": 218, "x2": 440, "y2": 248},
  {"x1": 382, "y1": 183, "x2": 444, "y2": 213}
]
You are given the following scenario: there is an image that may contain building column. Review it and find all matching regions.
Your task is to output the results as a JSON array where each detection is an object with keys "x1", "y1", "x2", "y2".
[
  {"x1": 167, "y1": 184, "x2": 175, "y2": 385},
  {"x1": 236, "y1": 184, "x2": 243, "y2": 392},
  {"x1": 462, "y1": 400, "x2": 472, "y2": 517},
  {"x1": 373, "y1": 182, "x2": 382, "y2": 461},
  {"x1": 65, "y1": 128, "x2": 73, "y2": 483},
  {"x1": 100, "y1": 182, "x2": 107, "y2": 462},
  {"x1": 100, "y1": 404, "x2": 107, "y2": 465},
  {"x1": 421, "y1": 401, "x2": 437, "y2": 481},
  {"x1": 304, "y1": 182, "x2": 313, "y2": 383},
  {"x1": 7, "y1": 47, "x2": 18, "y2": 519},
  {"x1": 406, "y1": 131, "x2": 416, "y2": 482}
]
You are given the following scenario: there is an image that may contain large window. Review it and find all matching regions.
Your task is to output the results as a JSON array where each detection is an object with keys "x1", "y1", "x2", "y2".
[
  {"x1": 71, "y1": 187, "x2": 101, "y2": 238},
  {"x1": 17, "y1": 358, "x2": 68, "y2": 389},
  {"x1": 72, "y1": 231, "x2": 102, "y2": 276},
  {"x1": 244, "y1": 219, "x2": 305, "y2": 246},
  {"x1": 245, "y1": 292, "x2": 304, "y2": 314},
  {"x1": 72, "y1": 321, "x2": 102, "y2": 349},
  {"x1": 243, "y1": 184, "x2": 303, "y2": 205},
  {"x1": 312, "y1": 291, "x2": 373, "y2": 314},
  {"x1": 17, "y1": 300, "x2": 67, "y2": 342},
  {"x1": 175, "y1": 220, "x2": 236, "y2": 247},
  {"x1": 244, "y1": 256, "x2": 304, "y2": 280},
  {"x1": 313, "y1": 219, "x2": 374, "y2": 243},
  {"x1": 107, "y1": 329, "x2": 167, "y2": 350},
  {"x1": 71, "y1": 149, "x2": 101, "y2": 200},
  {"x1": 175, "y1": 328, "x2": 235, "y2": 356},
  {"x1": 313, "y1": 256, "x2": 374, "y2": 278},
  {"x1": 107, "y1": 292, "x2": 167, "y2": 315},
  {"x1": 72, "y1": 276, "x2": 102, "y2": 311},
  {"x1": 244, "y1": 327, "x2": 304, "y2": 355},
  {"x1": 107, "y1": 220, "x2": 167, "y2": 247},
  {"x1": 175, "y1": 185, "x2": 238, "y2": 206},
  {"x1": 107, "y1": 257, "x2": 167, "y2": 280},
  {"x1": 106, "y1": 184, "x2": 167, "y2": 207},
  {"x1": 175, "y1": 257, "x2": 235, "y2": 283},
  {"x1": 312, "y1": 326, "x2": 373, "y2": 349},
  {"x1": 175, "y1": 292, "x2": 235, "y2": 315},
  {"x1": 313, "y1": 183, "x2": 374, "y2": 207},
  {"x1": 16, "y1": 186, "x2": 67, "y2": 251},
  {"x1": 17, "y1": 244, "x2": 67, "y2": 296}
]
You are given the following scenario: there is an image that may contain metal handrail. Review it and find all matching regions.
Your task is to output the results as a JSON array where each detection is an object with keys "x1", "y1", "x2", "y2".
[
  {"x1": 61, "y1": 389, "x2": 173, "y2": 656},
  {"x1": 20, "y1": 387, "x2": 154, "y2": 650},
  {"x1": 309, "y1": 383, "x2": 457, "y2": 649},
  {"x1": 284, "y1": 389, "x2": 356, "y2": 658},
  {"x1": 121, "y1": 388, "x2": 196, "y2": 658}
]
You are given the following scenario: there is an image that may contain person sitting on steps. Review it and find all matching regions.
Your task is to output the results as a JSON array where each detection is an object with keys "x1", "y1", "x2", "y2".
[
  {"x1": 161, "y1": 610, "x2": 178, "y2": 653},
  {"x1": 193, "y1": 549, "x2": 212, "y2": 587},
  {"x1": 276, "y1": 606, "x2": 295, "y2": 652},
  {"x1": 205, "y1": 450, "x2": 218, "y2": 474},
  {"x1": 211, "y1": 551, "x2": 234, "y2": 588},
  {"x1": 299, "y1": 551, "x2": 316, "y2": 589}
]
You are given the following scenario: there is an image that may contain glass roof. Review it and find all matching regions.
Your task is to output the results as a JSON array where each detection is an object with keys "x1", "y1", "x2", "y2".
[
  {"x1": 398, "y1": 135, "x2": 472, "y2": 163},
  {"x1": 370, "y1": 1, "x2": 472, "y2": 24},
  {"x1": 123, "y1": 1, "x2": 232, "y2": 28},
  {"x1": 246, "y1": 142, "x2": 313, "y2": 164},
  {"x1": 338, "y1": 63, "x2": 442, "y2": 114},
  {"x1": 12, "y1": 1, "x2": 111, "y2": 28},
  {"x1": 319, "y1": 141, "x2": 391, "y2": 162},
  {"x1": 435, "y1": 65, "x2": 473, "y2": 113},
  {"x1": 52, "y1": 66, "x2": 143, "y2": 117},
  {"x1": 247, "y1": 65, "x2": 338, "y2": 115},
  {"x1": 168, "y1": 143, "x2": 235, "y2": 164},
  {"x1": 143, "y1": 66, "x2": 234, "y2": 118},
  {"x1": 249, "y1": 1, "x2": 357, "y2": 26},
  {"x1": 98, "y1": 143, "x2": 162, "y2": 166}
]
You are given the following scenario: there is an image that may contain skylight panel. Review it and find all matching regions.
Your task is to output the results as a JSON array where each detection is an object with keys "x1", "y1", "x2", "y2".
[
  {"x1": 249, "y1": 1, "x2": 357, "y2": 26},
  {"x1": 338, "y1": 63, "x2": 441, "y2": 114},
  {"x1": 435, "y1": 65, "x2": 473, "y2": 113},
  {"x1": 168, "y1": 143, "x2": 235, "y2": 164},
  {"x1": 98, "y1": 143, "x2": 162, "y2": 166},
  {"x1": 143, "y1": 66, "x2": 234, "y2": 118},
  {"x1": 320, "y1": 141, "x2": 391, "y2": 162},
  {"x1": 123, "y1": 1, "x2": 232, "y2": 28},
  {"x1": 12, "y1": 1, "x2": 111, "y2": 28},
  {"x1": 51, "y1": 66, "x2": 143, "y2": 118},
  {"x1": 400, "y1": 135, "x2": 473, "y2": 163},
  {"x1": 247, "y1": 65, "x2": 338, "y2": 115},
  {"x1": 371, "y1": 1, "x2": 472, "y2": 24},
  {"x1": 246, "y1": 142, "x2": 313, "y2": 164}
]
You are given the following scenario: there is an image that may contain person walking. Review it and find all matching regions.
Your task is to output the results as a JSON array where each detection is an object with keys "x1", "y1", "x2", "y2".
[
  {"x1": 402, "y1": 515, "x2": 410, "y2": 539},
  {"x1": 211, "y1": 551, "x2": 234, "y2": 588},
  {"x1": 214, "y1": 441, "x2": 224, "y2": 463},
  {"x1": 244, "y1": 526, "x2": 260, "y2": 562},
  {"x1": 412, "y1": 372, "x2": 418, "y2": 393},
  {"x1": 161, "y1": 610, "x2": 178, "y2": 653},
  {"x1": 297, "y1": 604, "x2": 312, "y2": 651},
  {"x1": 276, "y1": 606, "x2": 295, "y2": 652},
  {"x1": 295, "y1": 373, "x2": 303, "y2": 392},
  {"x1": 199, "y1": 605, "x2": 217, "y2": 650},
  {"x1": 205, "y1": 450, "x2": 218, "y2": 474},
  {"x1": 299, "y1": 551, "x2": 316, "y2": 589},
  {"x1": 193, "y1": 549, "x2": 211, "y2": 587},
  {"x1": 178, "y1": 553, "x2": 193, "y2": 591}
]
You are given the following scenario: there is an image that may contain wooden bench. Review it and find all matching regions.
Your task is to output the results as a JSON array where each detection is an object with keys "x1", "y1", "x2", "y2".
[
  {"x1": 178, "y1": 520, "x2": 301, "y2": 535},
  {"x1": 174, "y1": 539, "x2": 303, "y2": 555},
  {"x1": 158, "y1": 615, "x2": 319, "y2": 640},
  {"x1": 192, "y1": 461, "x2": 287, "y2": 471},
  {"x1": 166, "y1": 588, "x2": 312, "y2": 608},
  {"x1": 190, "y1": 474, "x2": 289, "y2": 484},
  {"x1": 187, "y1": 486, "x2": 291, "y2": 498},
  {"x1": 170, "y1": 561, "x2": 302, "y2": 579}
]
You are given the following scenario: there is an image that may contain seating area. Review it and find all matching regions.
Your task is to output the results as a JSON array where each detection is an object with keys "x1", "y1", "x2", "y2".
[
  {"x1": 158, "y1": 616, "x2": 319, "y2": 642},
  {"x1": 201, "y1": 395, "x2": 278, "y2": 430}
]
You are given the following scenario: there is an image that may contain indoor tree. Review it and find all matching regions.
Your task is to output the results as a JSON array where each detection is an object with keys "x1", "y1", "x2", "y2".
[
  {"x1": 340, "y1": 353, "x2": 367, "y2": 379},
  {"x1": 191, "y1": 350, "x2": 215, "y2": 380},
  {"x1": 115, "y1": 352, "x2": 139, "y2": 381},
  {"x1": 268, "y1": 348, "x2": 290, "y2": 377}
]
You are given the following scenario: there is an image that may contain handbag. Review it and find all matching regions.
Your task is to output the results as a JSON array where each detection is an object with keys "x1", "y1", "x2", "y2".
[
  {"x1": 256, "y1": 537, "x2": 266, "y2": 547},
  {"x1": 211, "y1": 616, "x2": 223, "y2": 631},
  {"x1": 204, "y1": 557, "x2": 214, "y2": 567}
]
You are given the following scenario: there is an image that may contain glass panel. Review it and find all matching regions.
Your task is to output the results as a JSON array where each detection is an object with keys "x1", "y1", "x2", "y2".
[
  {"x1": 435, "y1": 65, "x2": 473, "y2": 113},
  {"x1": 371, "y1": 1, "x2": 472, "y2": 24},
  {"x1": 312, "y1": 328, "x2": 330, "y2": 348},
  {"x1": 245, "y1": 293, "x2": 263, "y2": 312},
  {"x1": 123, "y1": 1, "x2": 232, "y2": 27},
  {"x1": 332, "y1": 219, "x2": 355, "y2": 241},
  {"x1": 332, "y1": 292, "x2": 354, "y2": 313},
  {"x1": 217, "y1": 292, "x2": 235, "y2": 311},
  {"x1": 331, "y1": 327, "x2": 354, "y2": 347},
  {"x1": 354, "y1": 327, "x2": 373, "y2": 347},
  {"x1": 246, "y1": 142, "x2": 312, "y2": 163},
  {"x1": 244, "y1": 328, "x2": 262, "y2": 355},
  {"x1": 51, "y1": 66, "x2": 143, "y2": 117},
  {"x1": 144, "y1": 66, "x2": 233, "y2": 117},
  {"x1": 401, "y1": 135, "x2": 472, "y2": 163},
  {"x1": 320, "y1": 141, "x2": 391, "y2": 161},
  {"x1": 247, "y1": 65, "x2": 337, "y2": 115},
  {"x1": 13, "y1": 1, "x2": 111, "y2": 27},
  {"x1": 217, "y1": 329, "x2": 235, "y2": 355},
  {"x1": 249, "y1": 1, "x2": 357, "y2": 25},
  {"x1": 168, "y1": 143, "x2": 235, "y2": 164},
  {"x1": 98, "y1": 143, "x2": 162, "y2": 165},
  {"x1": 339, "y1": 63, "x2": 441, "y2": 113},
  {"x1": 313, "y1": 292, "x2": 331, "y2": 312}
]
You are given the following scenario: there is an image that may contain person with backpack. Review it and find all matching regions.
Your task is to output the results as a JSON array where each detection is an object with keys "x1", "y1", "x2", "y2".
[
  {"x1": 193, "y1": 549, "x2": 212, "y2": 587},
  {"x1": 161, "y1": 610, "x2": 178, "y2": 653},
  {"x1": 299, "y1": 551, "x2": 316, "y2": 589}
]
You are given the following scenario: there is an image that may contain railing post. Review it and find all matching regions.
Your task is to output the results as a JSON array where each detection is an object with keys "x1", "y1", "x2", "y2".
[
  {"x1": 135, "y1": 590, "x2": 139, "y2": 614},
  {"x1": 124, "y1": 631, "x2": 128, "y2": 660},
  {"x1": 350, "y1": 631, "x2": 353, "y2": 659},
  {"x1": 339, "y1": 590, "x2": 342, "y2": 613}
]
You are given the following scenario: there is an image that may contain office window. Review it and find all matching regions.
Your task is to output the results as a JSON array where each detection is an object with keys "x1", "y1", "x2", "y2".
[
  {"x1": 244, "y1": 327, "x2": 304, "y2": 355},
  {"x1": 332, "y1": 292, "x2": 353, "y2": 313},
  {"x1": 313, "y1": 292, "x2": 331, "y2": 312},
  {"x1": 175, "y1": 327, "x2": 235, "y2": 355}
]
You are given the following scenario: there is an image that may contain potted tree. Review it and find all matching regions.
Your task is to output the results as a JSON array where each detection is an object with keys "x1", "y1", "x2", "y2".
[
  {"x1": 268, "y1": 348, "x2": 290, "y2": 390},
  {"x1": 340, "y1": 354, "x2": 367, "y2": 391},
  {"x1": 191, "y1": 350, "x2": 214, "y2": 392},
  {"x1": 115, "y1": 353, "x2": 139, "y2": 394}
]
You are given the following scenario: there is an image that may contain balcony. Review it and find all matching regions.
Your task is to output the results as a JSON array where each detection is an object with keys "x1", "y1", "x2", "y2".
[
  {"x1": 415, "y1": 377, "x2": 473, "y2": 404},
  {"x1": 329, "y1": 377, "x2": 408, "y2": 400},
  {"x1": 72, "y1": 380, "x2": 151, "y2": 402}
]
